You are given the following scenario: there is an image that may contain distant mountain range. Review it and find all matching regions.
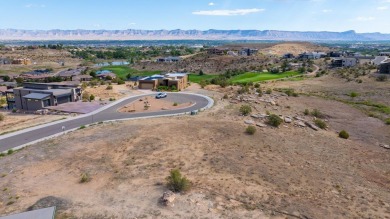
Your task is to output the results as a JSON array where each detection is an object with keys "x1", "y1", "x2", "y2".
[{"x1": 1, "y1": 29, "x2": 390, "y2": 41}]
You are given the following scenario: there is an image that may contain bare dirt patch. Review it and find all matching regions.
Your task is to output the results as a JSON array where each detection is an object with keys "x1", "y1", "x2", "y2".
[
  {"x1": 118, "y1": 96, "x2": 192, "y2": 113},
  {"x1": 0, "y1": 112, "x2": 69, "y2": 135}
]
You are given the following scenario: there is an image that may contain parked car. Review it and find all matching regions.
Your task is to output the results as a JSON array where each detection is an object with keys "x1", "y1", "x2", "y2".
[{"x1": 155, "y1": 92, "x2": 167, "y2": 99}]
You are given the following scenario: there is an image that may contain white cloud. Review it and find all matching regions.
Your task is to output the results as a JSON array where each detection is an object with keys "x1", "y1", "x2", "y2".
[
  {"x1": 208, "y1": 2, "x2": 215, "y2": 6},
  {"x1": 193, "y1": 8, "x2": 265, "y2": 16},
  {"x1": 377, "y1": 6, "x2": 388, "y2": 10},
  {"x1": 322, "y1": 9, "x2": 332, "y2": 13},
  {"x1": 24, "y1": 4, "x2": 45, "y2": 8},
  {"x1": 353, "y1": 16, "x2": 376, "y2": 21}
]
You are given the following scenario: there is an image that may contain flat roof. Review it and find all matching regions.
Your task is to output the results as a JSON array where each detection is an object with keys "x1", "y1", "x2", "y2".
[
  {"x1": 165, "y1": 73, "x2": 187, "y2": 77},
  {"x1": 23, "y1": 93, "x2": 51, "y2": 100},
  {"x1": 0, "y1": 207, "x2": 55, "y2": 219}
]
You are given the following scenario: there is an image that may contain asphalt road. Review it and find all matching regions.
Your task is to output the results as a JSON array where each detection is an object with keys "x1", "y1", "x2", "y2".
[{"x1": 0, "y1": 93, "x2": 210, "y2": 152}]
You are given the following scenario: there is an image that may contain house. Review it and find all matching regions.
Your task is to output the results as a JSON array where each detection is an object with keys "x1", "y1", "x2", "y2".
[
  {"x1": 58, "y1": 67, "x2": 86, "y2": 80},
  {"x1": 156, "y1": 56, "x2": 181, "y2": 63},
  {"x1": 328, "y1": 51, "x2": 342, "y2": 57},
  {"x1": 379, "y1": 52, "x2": 390, "y2": 57},
  {"x1": 299, "y1": 52, "x2": 327, "y2": 59},
  {"x1": 95, "y1": 70, "x2": 117, "y2": 80},
  {"x1": 20, "y1": 69, "x2": 54, "y2": 81},
  {"x1": 0, "y1": 58, "x2": 11, "y2": 65},
  {"x1": 283, "y1": 53, "x2": 295, "y2": 59},
  {"x1": 207, "y1": 48, "x2": 227, "y2": 55},
  {"x1": 138, "y1": 73, "x2": 188, "y2": 91},
  {"x1": 379, "y1": 60, "x2": 390, "y2": 74},
  {"x1": 72, "y1": 74, "x2": 93, "y2": 82},
  {"x1": 12, "y1": 58, "x2": 32, "y2": 65},
  {"x1": 371, "y1": 56, "x2": 389, "y2": 66},
  {"x1": 332, "y1": 58, "x2": 358, "y2": 68},
  {"x1": 239, "y1": 48, "x2": 258, "y2": 56},
  {"x1": 6, "y1": 82, "x2": 82, "y2": 111}
]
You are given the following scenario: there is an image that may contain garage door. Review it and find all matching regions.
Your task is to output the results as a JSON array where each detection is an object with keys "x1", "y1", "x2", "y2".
[
  {"x1": 57, "y1": 95, "x2": 71, "y2": 104},
  {"x1": 140, "y1": 83, "x2": 154, "y2": 90}
]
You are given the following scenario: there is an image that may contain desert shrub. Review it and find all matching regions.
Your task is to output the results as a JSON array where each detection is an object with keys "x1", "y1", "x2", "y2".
[
  {"x1": 0, "y1": 153, "x2": 5, "y2": 157},
  {"x1": 223, "y1": 94, "x2": 228, "y2": 99},
  {"x1": 12, "y1": 109, "x2": 17, "y2": 113},
  {"x1": 254, "y1": 83, "x2": 260, "y2": 88},
  {"x1": 267, "y1": 114, "x2": 283, "y2": 127},
  {"x1": 89, "y1": 94, "x2": 95, "y2": 101},
  {"x1": 385, "y1": 118, "x2": 390, "y2": 125},
  {"x1": 100, "y1": 81, "x2": 105, "y2": 85},
  {"x1": 311, "y1": 109, "x2": 324, "y2": 118},
  {"x1": 314, "y1": 119, "x2": 327, "y2": 129},
  {"x1": 117, "y1": 79, "x2": 125, "y2": 85},
  {"x1": 239, "y1": 105, "x2": 252, "y2": 116},
  {"x1": 237, "y1": 86, "x2": 250, "y2": 94},
  {"x1": 304, "y1": 109, "x2": 310, "y2": 115},
  {"x1": 82, "y1": 92, "x2": 90, "y2": 101},
  {"x1": 7, "y1": 149, "x2": 13, "y2": 155},
  {"x1": 246, "y1": 125, "x2": 256, "y2": 135},
  {"x1": 79, "y1": 125, "x2": 86, "y2": 129},
  {"x1": 166, "y1": 169, "x2": 191, "y2": 192},
  {"x1": 265, "y1": 88, "x2": 272, "y2": 94},
  {"x1": 80, "y1": 173, "x2": 91, "y2": 183},
  {"x1": 106, "y1": 85, "x2": 113, "y2": 90},
  {"x1": 109, "y1": 98, "x2": 116, "y2": 101},
  {"x1": 0, "y1": 113, "x2": 4, "y2": 121},
  {"x1": 377, "y1": 75, "x2": 388, "y2": 82},
  {"x1": 349, "y1": 92, "x2": 359, "y2": 98},
  {"x1": 173, "y1": 102, "x2": 178, "y2": 106},
  {"x1": 339, "y1": 130, "x2": 350, "y2": 139},
  {"x1": 199, "y1": 80, "x2": 207, "y2": 88}
]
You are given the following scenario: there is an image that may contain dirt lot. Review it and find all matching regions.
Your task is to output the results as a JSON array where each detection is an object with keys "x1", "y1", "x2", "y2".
[
  {"x1": 0, "y1": 48, "x2": 81, "y2": 75},
  {"x1": 0, "y1": 73, "x2": 389, "y2": 218},
  {"x1": 118, "y1": 96, "x2": 192, "y2": 113},
  {"x1": 0, "y1": 112, "x2": 69, "y2": 136}
]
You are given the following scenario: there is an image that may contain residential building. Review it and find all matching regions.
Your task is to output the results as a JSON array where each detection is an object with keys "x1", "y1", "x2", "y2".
[
  {"x1": 283, "y1": 53, "x2": 295, "y2": 59},
  {"x1": 138, "y1": 73, "x2": 188, "y2": 91},
  {"x1": 95, "y1": 70, "x2": 117, "y2": 80},
  {"x1": 6, "y1": 82, "x2": 81, "y2": 111},
  {"x1": 0, "y1": 58, "x2": 11, "y2": 65},
  {"x1": 239, "y1": 48, "x2": 259, "y2": 56},
  {"x1": 379, "y1": 52, "x2": 390, "y2": 57},
  {"x1": 299, "y1": 52, "x2": 327, "y2": 59},
  {"x1": 207, "y1": 48, "x2": 227, "y2": 55},
  {"x1": 332, "y1": 58, "x2": 358, "y2": 68},
  {"x1": 11, "y1": 58, "x2": 32, "y2": 65},
  {"x1": 58, "y1": 67, "x2": 86, "y2": 80},
  {"x1": 156, "y1": 56, "x2": 181, "y2": 63},
  {"x1": 379, "y1": 60, "x2": 390, "y2": 74}
]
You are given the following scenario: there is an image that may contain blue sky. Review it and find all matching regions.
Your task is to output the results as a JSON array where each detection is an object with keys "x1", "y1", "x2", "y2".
[{"x1": 1, "y1": 0, "x2": 390, "y2": 33}]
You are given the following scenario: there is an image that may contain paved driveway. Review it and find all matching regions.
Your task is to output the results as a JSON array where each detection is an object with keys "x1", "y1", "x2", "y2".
[{"x1": 0, "y1": 93, "x2": 211, "y2": 152}]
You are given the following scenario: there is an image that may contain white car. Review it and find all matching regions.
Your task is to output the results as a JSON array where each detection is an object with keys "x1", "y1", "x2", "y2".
[{"x1": 155, "y1": 92, "x2": 167, "y2": 99}]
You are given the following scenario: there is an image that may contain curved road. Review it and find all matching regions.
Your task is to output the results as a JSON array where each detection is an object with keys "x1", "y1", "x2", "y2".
[{"x1": 0, "y1": 93, "x2": 211, "y2": 152}]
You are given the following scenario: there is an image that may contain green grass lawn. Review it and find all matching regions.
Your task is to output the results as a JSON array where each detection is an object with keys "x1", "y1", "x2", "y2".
[
  {"x1": 230, "y1": 71, "x2": 300, "y2": 83},
  {"x1": 99, "y1": 66, "x2": 161, "y2": 79},
  {"x1": 188, "y1": 74, "x2": 217, "y2": 83}
]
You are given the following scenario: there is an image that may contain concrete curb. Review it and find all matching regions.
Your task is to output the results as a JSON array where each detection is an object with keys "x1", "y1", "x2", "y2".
[
  {"x1": 1, "y1": 92, "x2": 214, "y2": 153},
  {"x1": 0, "y1": 93, "x2": 155, "y2": 140}
]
